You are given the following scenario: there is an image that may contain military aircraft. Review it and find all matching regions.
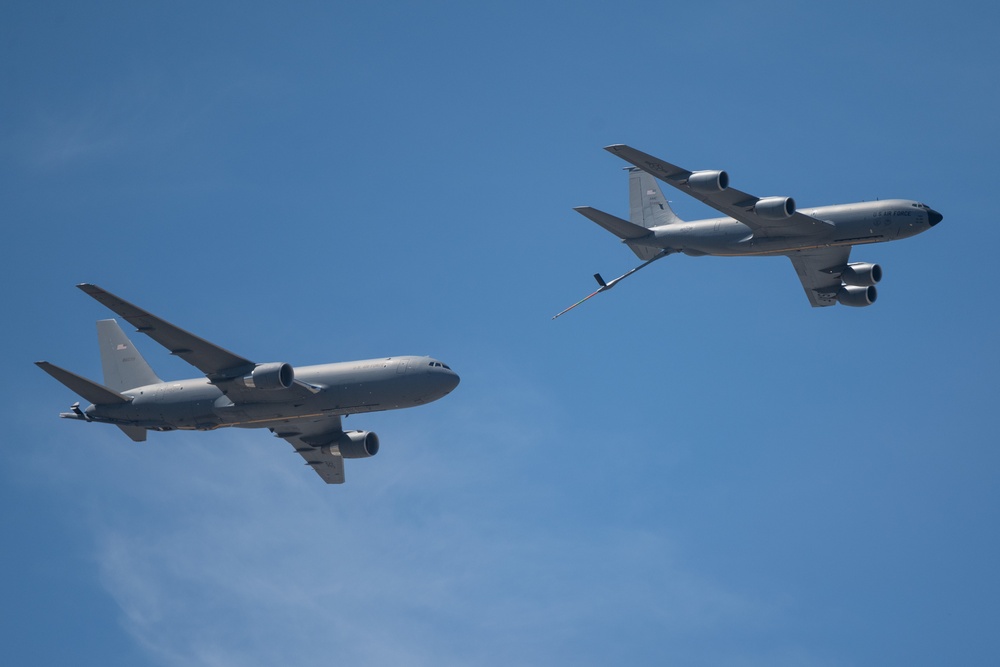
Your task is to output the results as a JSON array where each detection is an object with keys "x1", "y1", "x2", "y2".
[
  {"x1": 36, "y1": 284, "x2": 460, "y2": 484},
  {"x1": 554, "y1": 145, "x2": 943, "y2": 317}
]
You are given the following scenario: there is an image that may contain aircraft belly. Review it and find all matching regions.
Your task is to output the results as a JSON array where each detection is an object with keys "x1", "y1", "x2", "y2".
[{"x1": 121, "y1": 382, "x2": 224, "y2": 430}]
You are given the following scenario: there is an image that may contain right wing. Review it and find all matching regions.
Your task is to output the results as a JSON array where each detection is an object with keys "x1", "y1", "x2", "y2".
[
  {"x1": 785, "y1": 246, "x2": 852, "y2": 307},
  {"x1": 605, "y1": 144, "x2": 832, "y2": 238},
  {"x1": 272, "y1": 415, "x2": 347, "y2": 484}
]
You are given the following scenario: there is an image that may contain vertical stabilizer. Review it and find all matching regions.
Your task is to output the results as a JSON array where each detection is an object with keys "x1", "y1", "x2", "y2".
[
  {"x1": 628, "y1": 168, "x2": 683, "y2": 228},
  {"x1": 97, "y1": 319, "x2": 162, "y2": 391}
]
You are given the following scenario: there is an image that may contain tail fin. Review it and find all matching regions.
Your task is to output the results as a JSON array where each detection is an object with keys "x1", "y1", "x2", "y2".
[
  {"x1": 97, "y1": 319, "x2": 161, "y2": 391},
  {"x1": 628, "y1": 168, "x2": 682, "y2": 228}
]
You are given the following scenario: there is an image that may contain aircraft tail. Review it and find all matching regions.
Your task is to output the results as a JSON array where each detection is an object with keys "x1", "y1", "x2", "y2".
[
  {"x1": 97, "y1": 319, "x2": 161, "y2": 391},
  {"x1": 116, "y1": 424, "x2": 147, "y2": 442},
  {"x1": 35, "y1": 361, "x2": 130, "y2": 405},
  {"x1": 573, "y1": 207, "x2": 662, "y2": 261},
  {"x1": 628, "y1": 167, "x2": 682, "y2": 228}
]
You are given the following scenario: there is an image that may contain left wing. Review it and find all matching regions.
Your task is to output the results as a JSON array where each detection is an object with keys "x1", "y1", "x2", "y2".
[
  {"x1": 77, "y1": 284, "x2": 317, "y2": 402},
  {"x1": 605, "y1": 145, "x2": 832, "y2": 237},
  {"x1": 78, "y1": 284, "x2": 254, "y2": 381},
  {"x1": 785, "y1": 246, "x2": 852, "y2": 307},
  {"x1": 272, "y1": 415, "x2": 347, "y2": 484}
]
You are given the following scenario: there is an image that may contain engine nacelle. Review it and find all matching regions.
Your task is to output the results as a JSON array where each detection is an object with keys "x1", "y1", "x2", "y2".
[
  {"x1": 323, "y1": 431, "x2": 380, "y2": 459},
  {"x1": 841, "y1": 262, "x2": 882, "y2": 287},
  {"x1": 687, "y1": 170, "x2": 729, "y2": 193},
  {"x1": 753, "y1": 196, "x2": 796, "y2": 220},
  {"x1": 837, "y1": 285, "x2": 877, "y2": 307},
  {"x1": 242, "y1": 362, "x2": 294, "y2": 390}
]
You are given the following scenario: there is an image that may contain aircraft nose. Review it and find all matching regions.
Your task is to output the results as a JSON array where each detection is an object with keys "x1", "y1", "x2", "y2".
[
  {"x1": 427, "y1": 363, "x2": 460, "y2": 394},
  {"x1": 442, "y1": 370, "x2": 460, "y2": 393},
  {"x1": 928, "y1": 208, "x2": 943, "y2": 226}
]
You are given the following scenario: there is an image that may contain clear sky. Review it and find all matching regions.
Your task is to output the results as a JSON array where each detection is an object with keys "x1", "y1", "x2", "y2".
[{"x1": 3, "y1": 1, "x2": 999, "y2": 665}]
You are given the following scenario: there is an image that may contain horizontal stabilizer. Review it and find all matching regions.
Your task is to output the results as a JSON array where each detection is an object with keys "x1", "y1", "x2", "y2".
[
  {"x1": 35, "y1": 362, "x2": 130, "y2": 405},
  {"x1": 574, "y1": 206, "x2": 652, "y2": 239},
  {"x1": 117, "y1": 424, "x2": 147, "y2": 442}
]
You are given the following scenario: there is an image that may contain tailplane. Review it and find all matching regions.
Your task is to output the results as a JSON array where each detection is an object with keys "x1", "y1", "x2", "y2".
[
  {"x1": 97, "y1": 319, "x2": 161, "y2": 391},
  {"x1": 117, "y1": 424, "x2": 147, "y2": 442},
  {"x1": 629, "y1": 167, "x2": 682, "y2": 228},
  {"x1": 35, "y1": 361, "x2": 130, "y2": 405}
]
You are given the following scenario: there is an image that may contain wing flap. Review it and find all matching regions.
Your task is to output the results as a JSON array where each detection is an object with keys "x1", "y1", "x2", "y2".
[
  {"x1": 274, "y1": 415, "x2": 347, "y2": 484},
  {"x1": 786, "y1": 247, "x2": 852, "y2": 307}
]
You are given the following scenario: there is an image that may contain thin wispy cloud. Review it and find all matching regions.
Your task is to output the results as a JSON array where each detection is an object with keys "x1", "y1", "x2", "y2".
[{"x1": 45, "y1": 380, "x2": 781, "y2": 667}]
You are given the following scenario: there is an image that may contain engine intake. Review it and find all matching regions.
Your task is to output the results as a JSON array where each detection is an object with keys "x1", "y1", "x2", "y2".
[
  {"x1": 687, "y1": 170, "x2": 729, "y2": 193},
  {"x1": 841, "y1": 262, "x2": 882, "y2": 287},
  {"x1": 753, "y1": 196, "x2": 796, "y2": 220},
  {"x1": 837, "y1": 285, "x2": 877, "y2": 307},
  {"x1": 322, "y1": 431, "x2": 380, "y2": 459},
  {"x1": 243, "y1": 362, "x2": 294, "y2": 390}
]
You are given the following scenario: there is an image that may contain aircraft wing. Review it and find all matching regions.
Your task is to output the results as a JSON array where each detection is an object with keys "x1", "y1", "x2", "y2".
[
  {"x1": 605, "y1": 145, "x2": 832, "y2": 237},
  {"x1": 77, "y1": 284, "x2": 255, "y2": 381},
  {"x1": 785, "y1": 246, "x2": 852, "y2": 307},
  {"x1": 272, "y1": 416, "x2": 347, "y2": 484}
]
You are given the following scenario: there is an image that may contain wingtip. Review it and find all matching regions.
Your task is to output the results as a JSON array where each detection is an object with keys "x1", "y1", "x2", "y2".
[{"x1": 603, "y1": 144, "x2": 627, "y2": 152}]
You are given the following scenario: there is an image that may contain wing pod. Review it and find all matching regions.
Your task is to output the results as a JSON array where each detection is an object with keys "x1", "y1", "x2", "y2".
[
  {"x1": 753, "y1": 196, "x2": 796, "y2": 220},
  {"x1": 322, "y1": 431, "x2": 380, "y2": 459},
  {"x1": 841, "y1": 262, "x2": 882, "y2": 287},
  {"x1": 242, "y1": 362, "x2": 294, "y2": 390},
  {"x1": 686, "y1": 170, "x2": 729, "y2": 193},
  {"x1": 837, "y1": 285, "x2": 877, "y2": 307}
]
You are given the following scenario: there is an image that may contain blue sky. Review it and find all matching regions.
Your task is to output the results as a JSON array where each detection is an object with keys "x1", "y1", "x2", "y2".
[{"x1": 3, "y1": 1, "x2": 999, "y2": 665}]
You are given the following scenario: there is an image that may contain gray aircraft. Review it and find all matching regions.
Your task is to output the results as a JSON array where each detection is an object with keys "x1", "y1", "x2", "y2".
[
  {"x1": 554, "y1": 145, "x2": 943, "y2": 317},
  {"x1": 36, "y1": 284, "x2": 460, "y2": 484}
]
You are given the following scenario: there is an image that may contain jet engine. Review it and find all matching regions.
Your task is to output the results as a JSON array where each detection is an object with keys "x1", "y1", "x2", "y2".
[
  {"x1": 841, "y1": 262, "x2": 882, "y2": 287},
  {"x1": 837, "y1": 285, "x2": 877, "y2": 307},
  {"x1": 753, "y1": 196, "x2": 796, "y2": 220},
  {"x1": 687, "y1": 170, "x2": 729, "y2": 193},
  {"x1": 243, "y1": 362, "x2": 294, "y2": 390},
  {"x1": 322, "y1": 431, "x2": 380, "y2": 458}
]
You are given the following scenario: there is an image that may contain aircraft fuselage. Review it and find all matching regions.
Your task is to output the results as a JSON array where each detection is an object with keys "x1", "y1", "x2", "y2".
[
  {"x1": 636, "y1": 199, "x2": 939, "y2": 257},
  {"x1": 84, "y1": 355, "x2": 459, "y2": 432}
]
